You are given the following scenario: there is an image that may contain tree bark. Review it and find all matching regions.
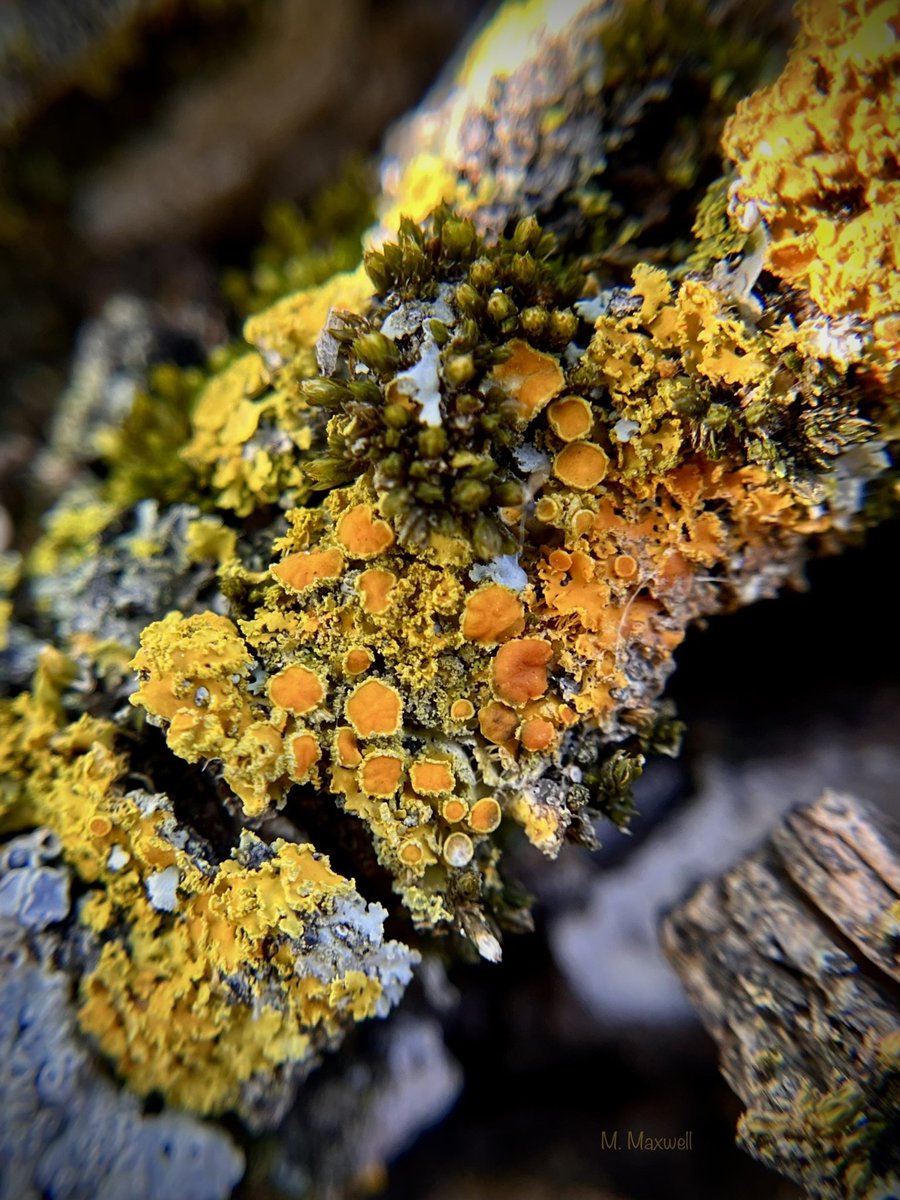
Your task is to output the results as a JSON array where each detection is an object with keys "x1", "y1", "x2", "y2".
[{"x1": 660, "y1": 791, "x2": 900, "y2": 1199}]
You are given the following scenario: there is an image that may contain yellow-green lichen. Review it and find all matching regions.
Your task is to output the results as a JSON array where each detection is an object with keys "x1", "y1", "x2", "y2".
[{"x1": 1, "y1": 650, "x2": 414, "y2": 1115}]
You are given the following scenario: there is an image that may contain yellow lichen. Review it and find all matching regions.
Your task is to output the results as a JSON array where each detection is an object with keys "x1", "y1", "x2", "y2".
[
  {"x1": 2, "y1": 657, "x2": 405, "y2": 1115},
  {"x1": 723, "y1": 0, "x2": 899, "y2": 368}
]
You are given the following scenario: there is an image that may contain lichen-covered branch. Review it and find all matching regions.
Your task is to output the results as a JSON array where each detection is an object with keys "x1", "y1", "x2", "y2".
[{"x1": 0, "y1": 0, "x2": 897, "y2": 1137}]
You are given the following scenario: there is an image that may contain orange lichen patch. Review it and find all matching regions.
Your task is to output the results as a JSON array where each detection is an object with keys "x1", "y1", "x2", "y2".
[
  {"x1": 441, "y1": 798, "x2": 469, "y2": 824},
  {"x1": 336, "y1": 505, "x2": 395, "y2": 558},
  {"x1": 548, "y1": 549, "x2": 572, "y2": 571},
  {"x1": 442, "y1": 831, "x2": 474, "y2": 868},
  {"x1": 409, "y1": 758, "x2": 455, "y2": 795},
  {"x1": 273, "y1": 547, "x2": 344, "y2": 592},
  {"x1": 682, "y1": 511, "x2": 724, "y2": 564},
  {"x1": 461, "y1": 585, "x2": 526, "y2": 644},
  {"x1": 493, "y1": 637, "x2": 552, "y2": 706},
  {"x1": 547, "y1": 395, "x2": 594, "y2": 441},
  {"x1": 344, "y1": 648, "x2": 373, "y2": 676},
  {"x1": 345, "y1": 678, "x2": 403, "y2": 737},
  {"x1": 519, "y1": 717, "x2": 556, "y2": 752},
  {"x1": 614, "y1": 554, "x2": 638, "y2": 579},
  {"x1": 468, "y1": 797, "x2": 502, "y2": 834},
  {"x1": 357, "y1": 568, "x2": 397, "y2": 615},
  {"x1": 335, "y1": 726, "x2": 362, "y2": 768},
  {"x1": 489, "y1": 338, "x2": 565, "y2": 422},
  {"x1": 290, "y1": 733, "x2": 320, "y2": 780},
  {"x1": 269, "y1": 664, "x2": 325, "y2": 715},
  {"x1": 359, "y1": 753, "x2": 404, "y2": 797},
  {"x1": 553, "y1": 441, "x2": 609, "y2": 490},
  {"x1": 557, "y1": 703, "x2": 578, "y2": 728},
  {"x1": 572, "y1": 509, "x2": 594, "y2": 537},
  {"x1": 450, "y1": 699, "x2": 475, "y2": 721},
  {"x1": 399, "y1": 840, "x2": 425, "y2": 866},
  {"x1": 542, "y1": 551, "x2": 611, "y2": 630},
  {"x1": 478, "y1": 700, "x2": 519, "y2": 745}
]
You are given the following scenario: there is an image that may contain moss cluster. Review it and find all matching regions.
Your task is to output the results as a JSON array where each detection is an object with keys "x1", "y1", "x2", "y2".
[{"x1": 305, "y1": 208, "x2": 582, "y2": 557}]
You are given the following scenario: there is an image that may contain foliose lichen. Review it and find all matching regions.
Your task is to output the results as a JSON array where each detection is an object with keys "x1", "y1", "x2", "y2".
[
  {"x1": 0, "y1": 0, "x2": 896, "y2": 1130},
  {"x1": 0, "y1": 827, "x2": 245, "y2": 1199}
]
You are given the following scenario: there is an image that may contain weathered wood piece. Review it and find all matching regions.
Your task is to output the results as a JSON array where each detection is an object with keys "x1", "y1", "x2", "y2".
[{"x1": 660, "y1": 791, "x2": 900, "y2": 1199}]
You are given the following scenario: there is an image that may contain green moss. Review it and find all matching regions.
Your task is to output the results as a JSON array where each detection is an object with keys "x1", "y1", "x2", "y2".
[{"x1": 308, "y1": 207, "x2": 579, "y2": 556}]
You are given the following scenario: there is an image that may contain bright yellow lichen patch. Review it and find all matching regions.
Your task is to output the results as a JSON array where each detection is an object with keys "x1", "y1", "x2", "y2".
[
  {"x1": 723, "y1": 0, "x2": 899, "y2": 364},
  {"x1": 182, "y1": 352, "x2": 313, "y2": 517},
  {"x1": 490, "y1": 339, "x2": 565, "y2": 422},
  {"x1": 76, "y1": 835, "x2": 386, "y2": 1113},
  {"x1": 130, "y1": 612, "x2": 284, "y2": 817},
  {"x1": 244, "y1": 265, "x2": 373, "y2": 362}
]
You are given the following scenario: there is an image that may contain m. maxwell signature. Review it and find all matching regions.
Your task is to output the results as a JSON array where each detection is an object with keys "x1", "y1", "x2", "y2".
[{"x1": 600, "y1": 1130, "x2": 694, "y2": 1152}]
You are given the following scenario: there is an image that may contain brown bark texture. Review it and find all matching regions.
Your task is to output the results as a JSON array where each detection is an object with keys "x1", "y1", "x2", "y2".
[{"x1": 661, "y1": 791, "x2": 900, "y2": 1199}]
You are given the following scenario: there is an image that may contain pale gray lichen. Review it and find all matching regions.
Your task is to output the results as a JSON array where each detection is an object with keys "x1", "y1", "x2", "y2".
[{"x1": 0, "y1": 829, "x2": 245, "y2": 1200}]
